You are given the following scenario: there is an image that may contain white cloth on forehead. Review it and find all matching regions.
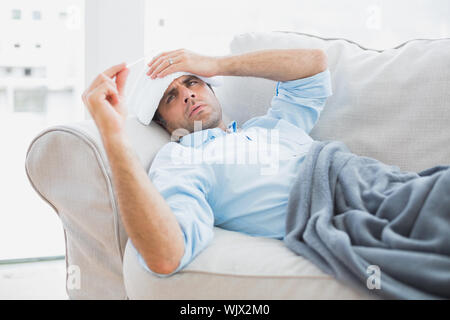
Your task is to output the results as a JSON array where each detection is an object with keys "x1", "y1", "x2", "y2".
[{"x1": 127, "y1": 65, "x2": 223, "y2": 126}]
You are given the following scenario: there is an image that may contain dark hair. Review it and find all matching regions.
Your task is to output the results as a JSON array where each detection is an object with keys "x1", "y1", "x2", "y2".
[
  {"x1": 153, "y1": 108, "x2": 168, "y2": 128},
  {"x1": 151, "y1": 82, "x2": 214, "y2": 128}
]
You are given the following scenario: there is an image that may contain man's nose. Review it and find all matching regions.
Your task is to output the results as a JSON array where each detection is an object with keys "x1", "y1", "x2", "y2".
[{"x1": 184, "y1": 92, "x2": 195, "y2": 104}]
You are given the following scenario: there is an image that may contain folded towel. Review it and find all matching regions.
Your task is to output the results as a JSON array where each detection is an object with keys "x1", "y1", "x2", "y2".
[{"x1": 127, "y1": 65, "x2": 223, "y2": 126}]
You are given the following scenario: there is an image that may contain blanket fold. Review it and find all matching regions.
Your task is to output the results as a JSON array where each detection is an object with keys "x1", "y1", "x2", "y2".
[{"x1": 284, "y1": 140, "x2": 450, "y2": 299}]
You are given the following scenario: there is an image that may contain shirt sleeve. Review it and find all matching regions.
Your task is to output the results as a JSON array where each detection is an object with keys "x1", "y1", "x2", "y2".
[
  {"x1": 134, "y1": 146, "x2": 215, "y2": 278},
  {"x1": 267, "y1": 68, "x2": 333, "y2": 133}
]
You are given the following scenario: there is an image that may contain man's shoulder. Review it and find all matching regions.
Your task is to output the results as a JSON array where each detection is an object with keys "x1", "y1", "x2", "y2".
[
  {"x1": 150, "y1": 140, "x2": 199, "y2": 172},
  {"x1": 241, "y1": 114, "x2": 279, "y2": 130},
  {"x1": 153, "y1": 140, "x2": 185, "y2": 159},
  {"x1": 156, "y1": 140, "x2": 181, "y2": 153}
]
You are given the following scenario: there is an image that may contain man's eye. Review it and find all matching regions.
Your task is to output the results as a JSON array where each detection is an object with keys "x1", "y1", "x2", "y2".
[
  {"x1": 167, "y1": 95, "x2": 174, "y2": 103},
  {"x1": 189, "y1": 80, "x2": 197, "y2": 85}
]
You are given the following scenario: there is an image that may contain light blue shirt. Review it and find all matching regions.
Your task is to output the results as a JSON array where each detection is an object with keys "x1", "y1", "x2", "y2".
[{"x1": 133, "y1": 69, "x2": 333, "y2": 277}]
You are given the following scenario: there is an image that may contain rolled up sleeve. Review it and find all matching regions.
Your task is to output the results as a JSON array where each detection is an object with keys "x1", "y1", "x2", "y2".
[
  {"x1": 267, "y1": 68, "x2": 333, "y2": 133},
  {"x1": 134, "y1": 154, "x2": 215, "y2": 278}
]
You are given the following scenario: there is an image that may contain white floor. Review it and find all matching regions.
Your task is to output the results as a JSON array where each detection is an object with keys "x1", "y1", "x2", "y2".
[{"x1": 0, "y1": 259, "x2": 68, "y2": 300}]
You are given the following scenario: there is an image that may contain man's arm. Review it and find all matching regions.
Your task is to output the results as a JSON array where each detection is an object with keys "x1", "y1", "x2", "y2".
[
  {"x1": 147, "y1": 48, "x2": 328, "y2": 82},
  {"x1": 103, "y1": 136, "x2": 185, "y2": 275},
  {"x1": 81, "y1": 63, "x2": 184, "y2": 275},
  {"x1": 217, "y1": 49, "x2": 328, "y2": 82}
]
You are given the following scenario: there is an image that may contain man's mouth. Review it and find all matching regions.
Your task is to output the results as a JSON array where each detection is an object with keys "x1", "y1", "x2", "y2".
[{"x1": 189, "y1": 104, "x2": 205, "y2": 118}]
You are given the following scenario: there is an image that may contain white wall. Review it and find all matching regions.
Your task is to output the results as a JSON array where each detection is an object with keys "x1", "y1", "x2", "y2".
[
  {"x1": 144, "y1": 0, "x2": 450, "y2": 54},
  {"x1": 85, "y1": 0, "x2": 146, "y2": 103},
  {"x1": 0, "y1": 0, "x2": 86, "y2": 260}
]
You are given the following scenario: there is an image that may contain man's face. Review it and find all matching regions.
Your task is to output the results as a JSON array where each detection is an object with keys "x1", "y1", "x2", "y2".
[{"x1": 156, "y1": 75, "x2": 223, "y2": 134}]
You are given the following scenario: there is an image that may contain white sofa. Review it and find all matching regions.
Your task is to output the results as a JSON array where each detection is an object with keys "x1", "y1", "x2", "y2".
[{"x1": 25, "y1": 31, "x2": 450, "y2": 299}]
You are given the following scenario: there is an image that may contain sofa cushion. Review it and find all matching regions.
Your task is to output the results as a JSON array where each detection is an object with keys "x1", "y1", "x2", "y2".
[
  {"x1": 123, "y1": 227, "x2": 374, "y2": 299},
  {"x1": 216, "y1": 31, "x2": 450, "y2": 173}
]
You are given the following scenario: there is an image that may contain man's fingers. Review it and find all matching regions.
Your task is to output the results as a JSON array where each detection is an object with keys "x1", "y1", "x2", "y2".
[
  {"x1": 149, "y1": 55, "x2": 180, "y2": 78},
  {"x1": 103, "y1": 62, "x2": 127, "y2": 78},
  {"x1": 147, "y1": 51, "x2": 168, "y2": 66},
  {"x1": 83, "y1": 72, "x2": 119, "y2": 106},
  {"x1": 147, "y1": 50, "x2": 183, "y2": 75},
  {"x1": 149, "y1": 59, "x2": 171, "y2": 78},
  {"x1": 85, "y1": 63, "x2": 126, "y2": 94},
  {"x1": 147, "y1": 55, "x2": 172, "y2": 76},
  {"x1": 115, "y1": 67, "x2": 129, "y2": 97},
  {"x1": 101, "y1": 81, "x2": 120, "y2": 106},
  {"x1": 86, "y1": 81, "x2": 120, "y2": 108},
  {"x1": 156, "y1": 65, "x2": 176, "y2": 79},
  {"x1": 147, "y1": 49, "x2": 182, "y2": 67},
  {"x1": 100, "y1": 72, "x2": 116, "y2": 85},
  {"x1": 88, "y1": 73, "x2": 116, "y2": 94},
  {"x1": 146, "y1": 52, "x2": 171, "y2": 74}
]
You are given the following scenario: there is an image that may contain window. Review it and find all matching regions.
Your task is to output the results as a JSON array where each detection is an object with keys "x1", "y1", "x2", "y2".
[
  {"x1": 58, "y1": 11, "x2": 68, "y2": 22},
  {"x1": 0, "y1": 0, "x2": 85, "y2": 261},
  {"x1": 11, "y1": 9, "x2": 21, "y2": 20},
  {"x1": 24, "y1": 67, "x2": 32, "y2": 76},
  {"x1": 14, "y1": 87, "x2": 47, "y2": 113},
  {"x1": 32, "y1": 10, "x2": 42, "y2": 20}
]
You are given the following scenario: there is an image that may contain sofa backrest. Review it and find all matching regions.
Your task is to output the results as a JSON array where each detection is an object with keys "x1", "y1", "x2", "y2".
[{"x1": 214, "y1": 31, "x2": 450, "y2": 172}]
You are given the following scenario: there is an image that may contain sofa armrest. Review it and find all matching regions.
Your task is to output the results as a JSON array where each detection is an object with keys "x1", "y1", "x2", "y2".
[{"x1": 25, "y1": 115, "x2": 169, "y2": 299}]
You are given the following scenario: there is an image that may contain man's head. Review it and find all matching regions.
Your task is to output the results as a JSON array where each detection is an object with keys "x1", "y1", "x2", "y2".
[{"x1": 152, "y1": 75, "x2": 225, "y2": 135}]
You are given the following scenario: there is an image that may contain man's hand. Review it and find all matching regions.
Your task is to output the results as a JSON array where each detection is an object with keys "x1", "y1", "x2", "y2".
[
  {"x1": 82, "y1": 63, "x2": 130, "y2": 138},
  {"x1": 146, "y1": 49, "x2": 219, "y2": 79},
  {"x1": 146, "y1": 48, "x2": 327, "y2": 82}
]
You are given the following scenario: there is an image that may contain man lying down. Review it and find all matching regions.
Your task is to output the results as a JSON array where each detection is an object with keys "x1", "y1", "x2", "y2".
[{"x1": 82, "y1": 48, "x2": 450, "y2": 299}]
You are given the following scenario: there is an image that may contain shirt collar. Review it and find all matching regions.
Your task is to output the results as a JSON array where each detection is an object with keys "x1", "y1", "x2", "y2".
[{"x1": 179, "y1": 120, "x2": 237, "y2": 148}]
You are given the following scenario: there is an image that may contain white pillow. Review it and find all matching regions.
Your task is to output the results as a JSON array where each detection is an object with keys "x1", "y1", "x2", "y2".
[{"x1": 218, "y1": 31, "x2": 450, "y2": 172}]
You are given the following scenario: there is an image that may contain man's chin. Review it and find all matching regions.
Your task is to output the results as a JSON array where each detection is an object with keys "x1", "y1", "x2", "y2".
[
  {"x1": 189, "y1": 111, "x2": 209, "y2": 124},
  {"x1": 188, "y1": 116, "x2": 219, "y2": 132}
]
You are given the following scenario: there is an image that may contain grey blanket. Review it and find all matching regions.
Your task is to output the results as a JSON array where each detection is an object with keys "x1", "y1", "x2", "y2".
[{"x1": 284, "y1": 140, "x2": 450, "y2": 299}]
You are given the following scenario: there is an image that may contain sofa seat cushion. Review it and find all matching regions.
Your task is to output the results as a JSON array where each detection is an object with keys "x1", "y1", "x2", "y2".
[{"x1": 123, "y1": 227, "x2": 375, "y2": 299}]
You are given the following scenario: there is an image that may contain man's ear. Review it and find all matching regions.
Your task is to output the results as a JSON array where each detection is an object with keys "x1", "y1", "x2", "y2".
[{"x1": 207, "y1": 83, "x2": 215, "y2": 95}]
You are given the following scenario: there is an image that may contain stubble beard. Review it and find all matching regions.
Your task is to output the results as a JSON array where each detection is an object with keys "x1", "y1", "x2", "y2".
[{"x1": 187, "y1": 107, "x2": 221, "y2": 133}]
